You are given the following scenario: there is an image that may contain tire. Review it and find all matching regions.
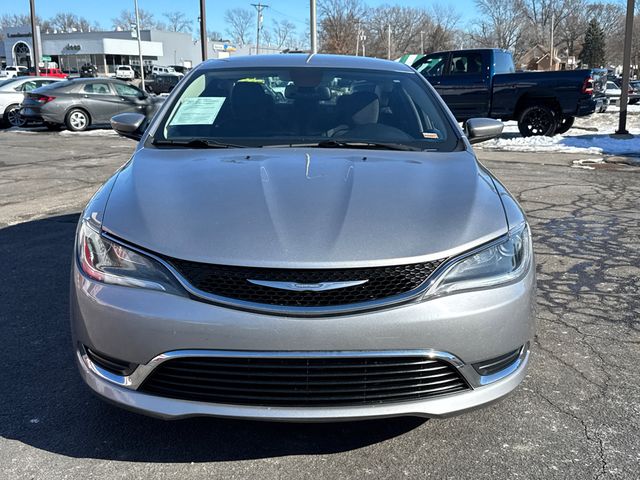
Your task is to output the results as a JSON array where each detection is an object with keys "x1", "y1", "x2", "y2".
[
  {"x1": 65, "y1": 108, "x2": 90, "y2": 132},
  {"x1": 4, "y1": 104, "x2": 27, "y2": 128},
  {"x1": 517, "y1": 105, "x2": 558, "y2": 137},
  {"x1": 554, "y1": 116, "x2": 575, "y2": 135}
]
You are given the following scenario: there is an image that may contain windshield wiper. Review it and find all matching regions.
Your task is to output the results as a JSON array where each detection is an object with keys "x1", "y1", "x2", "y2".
[
  {"x1": 315, "y1": 140, "x2": 422, "y2": 151},
  {"x1": 152, "y1": 138, "x2": 250, "y2": 149}
]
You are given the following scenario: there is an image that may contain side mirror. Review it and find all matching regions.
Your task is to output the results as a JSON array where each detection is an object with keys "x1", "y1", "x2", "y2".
[
  {"x1": 465, "y1": 118, "x2": 504, "y2": 144},
  {"x1": 111, "y1": 112, "x2": 147, "y2": 141}
]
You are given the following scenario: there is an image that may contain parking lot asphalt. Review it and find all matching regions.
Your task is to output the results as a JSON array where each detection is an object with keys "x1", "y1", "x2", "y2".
[{"x1": 1, "y1": 129, "x2": 639, "y2": 479}]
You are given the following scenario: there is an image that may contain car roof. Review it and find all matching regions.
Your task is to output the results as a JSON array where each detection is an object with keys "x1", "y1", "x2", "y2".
[{"x1": 199, "y1": 54, "x2": 414, "y2": 73}]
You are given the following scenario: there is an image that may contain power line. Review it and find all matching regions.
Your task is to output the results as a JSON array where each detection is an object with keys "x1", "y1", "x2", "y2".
[{"x1": 269, "y1": 7, "x2": 306, "y2": 26}]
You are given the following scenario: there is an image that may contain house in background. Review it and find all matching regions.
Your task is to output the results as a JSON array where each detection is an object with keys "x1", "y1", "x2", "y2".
[{"x1": 519, "y1": 44, "x2": 563, "y2": 71}]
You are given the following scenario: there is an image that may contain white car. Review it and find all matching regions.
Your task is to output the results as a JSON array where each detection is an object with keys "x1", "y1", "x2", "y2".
[
  {"x1": 115, "y1": 65, "x2": 135, "y2": 80},
  {"x1": 604, "y1": 81, "x2": 622, "y2": 98},
  {"x1": 0, "y1": 76, "x2": 61, "y2": 127},
  {"x1": 151, "y1": 65, "x2": 184, "y2": 77},
  {"x1": 0, "y1": 66, "x2": 28, "y2": 78}
]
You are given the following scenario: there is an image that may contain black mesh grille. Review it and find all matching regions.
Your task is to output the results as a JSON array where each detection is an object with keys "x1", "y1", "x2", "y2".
[
  {"x1": 139, "y1": 355, "x2": 469, "y2": 407},
  {"x1": 164, "y1": 258, "x2": 445, "y2": 307}
]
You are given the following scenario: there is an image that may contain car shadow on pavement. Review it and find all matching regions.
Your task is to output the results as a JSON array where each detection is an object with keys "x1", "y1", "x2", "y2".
[{"x1": 0, "y1": 214, "x2": 426, "y2": 462}]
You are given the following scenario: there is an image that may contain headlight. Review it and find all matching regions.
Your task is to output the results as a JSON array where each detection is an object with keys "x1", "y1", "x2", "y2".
[
  {"x1": 427, "y1": 223, "x2": 532, "y2": 297},
  {"x1": 76, "y1": 221, "x2": 186, "y2": 296}
]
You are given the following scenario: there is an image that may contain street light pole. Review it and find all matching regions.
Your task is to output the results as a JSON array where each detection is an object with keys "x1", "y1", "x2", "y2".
[
  {"x1": 29, "y1": 0, "x2": 40, "y2": 75},
  {"x1": 310, "y1": 0, "x2": 317, "y2": 53},
  {"x1": 199, "y1": 0, "x2": 208, "y2": 61},
  {"x1": 616, "y1": 0, "x2": 635, "y2": 135},
  {"x1": 133, "y1": 0, "x2": 145, "y2": 88}
]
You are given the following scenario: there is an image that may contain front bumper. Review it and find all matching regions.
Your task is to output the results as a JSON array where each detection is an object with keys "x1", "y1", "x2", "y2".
[
  {"x1": 76, "y1": 344, "x2": 530, "y2": 421},
  {"x1": 71, "y1": 260, "x2": 536, "y2": 420}
]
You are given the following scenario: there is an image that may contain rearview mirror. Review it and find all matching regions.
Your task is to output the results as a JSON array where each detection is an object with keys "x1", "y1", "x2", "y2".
[
  {"x1": 111, "y1": 112, "x2": 147, "y2": 141},
  {"x1": 465, "y1": 118, "x2": 503, "y2": 144}
]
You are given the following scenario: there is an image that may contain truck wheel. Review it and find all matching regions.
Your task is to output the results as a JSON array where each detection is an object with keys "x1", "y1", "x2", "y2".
[
  {"x1": 65, "y1": 108, "x2": 90, "y2": 132},
  {"x1": 518, "y1": 105, "x2": 558, "y2": 137},
  {"x1": 555, "y1": 116, "x2": 575, "y2": 135}
]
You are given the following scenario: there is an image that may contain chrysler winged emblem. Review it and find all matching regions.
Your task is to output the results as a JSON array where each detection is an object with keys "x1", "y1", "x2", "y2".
[{"x1": 247, "y1": 279, "x2": 368, "y2": 291}]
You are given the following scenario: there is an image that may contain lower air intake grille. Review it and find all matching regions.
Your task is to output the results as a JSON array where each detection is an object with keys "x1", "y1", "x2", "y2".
[
  {"x1": 163, "y1": 258, "x2": 445, "y2": 307},
  {"x1": 139, "y1": 354, "x2": 469, "y2": 407}
]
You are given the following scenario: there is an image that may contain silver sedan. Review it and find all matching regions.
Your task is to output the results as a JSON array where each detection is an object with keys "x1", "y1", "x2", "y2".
[{"x1": 71, "y1": 54, "x2": 536, "y2": 421}]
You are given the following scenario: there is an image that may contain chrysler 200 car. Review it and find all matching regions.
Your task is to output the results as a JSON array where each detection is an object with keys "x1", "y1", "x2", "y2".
[{"x1": 71, "y1": 54, "x2": 536, "y2": 421}]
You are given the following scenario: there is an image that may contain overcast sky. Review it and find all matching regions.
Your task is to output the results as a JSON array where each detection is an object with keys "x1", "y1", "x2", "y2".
[{"x1": 5, "y1": 0, "x2": 478, "y2": 37}]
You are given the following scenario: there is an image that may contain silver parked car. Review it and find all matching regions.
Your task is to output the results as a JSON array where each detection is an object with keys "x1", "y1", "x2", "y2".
[
  {"x1": 20, "y1": 78, "x2": 162, "y2": 131},
  {"x1": 71, "y1": 54, "x2": 536, "y2": 421}
]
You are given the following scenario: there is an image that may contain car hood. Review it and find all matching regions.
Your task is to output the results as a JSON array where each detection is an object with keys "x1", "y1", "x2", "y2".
[{"x1": 102, "y1": 147, "x2": 507, "y2": 267}]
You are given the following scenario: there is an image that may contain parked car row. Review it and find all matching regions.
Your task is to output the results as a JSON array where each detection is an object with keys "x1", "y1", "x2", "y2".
[
  {"x1": 0, "y1": 76, "x2": 62, "y2": 127},
  {"x1": 0, "y1": 76, "x2": 164, "y2": 131}
]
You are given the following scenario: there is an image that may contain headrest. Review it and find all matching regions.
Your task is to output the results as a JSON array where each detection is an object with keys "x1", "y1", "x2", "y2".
[
  {"x1": 337, "y1": 91, "x2": 379, "y2": 125},
  {"x1": 231, "y1": 82, "x2": 272, "y2": 119}
]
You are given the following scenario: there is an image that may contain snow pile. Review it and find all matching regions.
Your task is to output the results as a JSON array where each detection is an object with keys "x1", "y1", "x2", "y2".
[
  {"x1": 483, "y1": 133, "x2": 640, "y2": 156},
  {"x1": 59, "y1": 129, "x2": 118, "y2": 137},
  {"x1": 481, "y1": 111, "x2": 640, "y2": 156}
]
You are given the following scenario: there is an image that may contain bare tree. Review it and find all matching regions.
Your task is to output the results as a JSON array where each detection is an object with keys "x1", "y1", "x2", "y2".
[
  {"x1": 208, "y1": 30, "x2": 225, "y2": 41},
  {"x1": 318, "y1": 0, "x2": 368, "y2": 54},
  {"x1": 519, "y1": 0, "x2": 574, "y2": 47},
  {"x1": 423, "y1": 3, "x2": 461, "y2": 52},
  {"x1": 111, "y1": 9, "x2": 158, "y2": 31},
  {"x1": 224, "y1": 8, "x2": 255, "y2": 46},
  {"x1": 366, "y1": 6, "x2": 431, "y2": 58},
  {"x1": 470, "y1": 0, "x2": 524, "y2": 50},
  {"x1": 47, "y1": 13, "x2": 97, "y2": 33},
  {"x1": 163, "y1": 11, "x2": 192, "y2": 33},
  {"x1": 272, "y1": 19, "x2": 297, "y2": 49}
]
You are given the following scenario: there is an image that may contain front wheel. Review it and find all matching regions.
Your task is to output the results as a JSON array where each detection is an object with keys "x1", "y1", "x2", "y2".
[
  {"x1": 65, "y1": 108, "x2": 90, "y2": 132},
  {"x1": 517, "y1": 105, "x2": 558, "y2": 137},
  {"x1": 5, "y1": 104, "x2": 27, "y2": 128},
  {"x1": 554, "y1": 116, "x2": 575, "y2": 135}
]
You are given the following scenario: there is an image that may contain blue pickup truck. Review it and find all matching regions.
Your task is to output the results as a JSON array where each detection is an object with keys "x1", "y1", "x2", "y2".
[{"x1": 413, "y1": 48, "x2": 601, "y2": 136}]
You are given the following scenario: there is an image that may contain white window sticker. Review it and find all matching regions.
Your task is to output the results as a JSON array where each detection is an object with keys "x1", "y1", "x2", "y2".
[{"x1": 169, "y1": 97, "x2": 226, "y2": 126}]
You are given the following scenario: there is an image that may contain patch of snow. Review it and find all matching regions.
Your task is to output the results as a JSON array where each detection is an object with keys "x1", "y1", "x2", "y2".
[
  {"x1": 572, "y1": 158, "x2": 605, "y2": 170},
  {"x1": 480, "y1": 111, "x2": 640, "y2": 155},
  {"x1": 59, "y1": 129, "x2": 117, "y2": 137},
  {"x1": 1, "y1": 127, "x2": 40, "y2": 134},
  {"x1": 483, "y1": 134, "x2": 640, "y2": 156}
]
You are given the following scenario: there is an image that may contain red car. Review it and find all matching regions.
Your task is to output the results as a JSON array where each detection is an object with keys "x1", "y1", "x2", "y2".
[{"x1": 30, "y1": 68, "x2": 68, "y2": 79}]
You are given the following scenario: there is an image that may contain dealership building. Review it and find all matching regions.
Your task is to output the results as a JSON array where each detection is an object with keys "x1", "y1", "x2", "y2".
[{"x1": 0, "y1": 25, "x2": 235, "y2": 73}]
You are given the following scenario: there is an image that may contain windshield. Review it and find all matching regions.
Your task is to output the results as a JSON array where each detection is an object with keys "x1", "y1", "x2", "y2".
[{"x1": 153, "y1": 67, "x2": 459, "y2": 151}]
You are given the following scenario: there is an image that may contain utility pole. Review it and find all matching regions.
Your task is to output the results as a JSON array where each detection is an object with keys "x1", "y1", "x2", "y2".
[
  {"x1": 355, "y1": 23, "x2": 360, "y2": 56},
  {"x1": 617, "y1": 0, "x2": 636, "y2": 135},
  {"x1": 549, "y1": 11, "x2": 555, "y2": 71},
  {"x1": 29, "y1": 0, "x2": 40, "y2": 75},
  {"x1": 199, "y1": 0, "x2": 208, "y2": 61},
  {"x1": 420, "y1": 31, "x2": 424, "y2": 54},
  {"x1": 387, "y1": 24, "x2": 391, "y2": 59},
  {"x1": 310, "y1": 0, "x2": 317, "y2": 53},
  {"x1": 133, "y1": 0, "x2": 145, "y2": 87},
  {"x1": 252, "y1": 3, "x2": 268, "y2": 55}
]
